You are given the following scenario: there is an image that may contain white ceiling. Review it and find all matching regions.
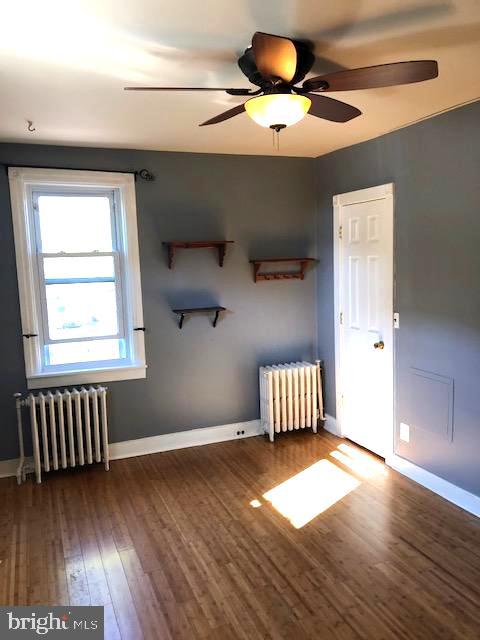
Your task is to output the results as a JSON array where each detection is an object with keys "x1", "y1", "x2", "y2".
[{"x1": 1, "y1": 0, "x2": 479, "y2": 158}]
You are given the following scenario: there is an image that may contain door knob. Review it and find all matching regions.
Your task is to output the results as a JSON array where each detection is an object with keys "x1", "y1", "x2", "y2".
[{"x1": 374, "y1": 340, "x2": 385, "y2": 350}]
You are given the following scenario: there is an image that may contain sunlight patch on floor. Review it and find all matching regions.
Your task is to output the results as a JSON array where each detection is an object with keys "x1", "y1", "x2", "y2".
[
  {"x1": 250, "y1": 442, "x2": 390, "y2": 528},
  {"x1": 331, "y1": 443, "x2": 388, "y2": 479},
  {"x1": 261, "y1": 459, "x2": 360, "y2": 529}
]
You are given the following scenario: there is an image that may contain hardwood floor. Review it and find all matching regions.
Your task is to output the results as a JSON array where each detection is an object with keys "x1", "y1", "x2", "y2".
[{"x1": 1, "y1": 430, "x2": 479, "y2": 639}]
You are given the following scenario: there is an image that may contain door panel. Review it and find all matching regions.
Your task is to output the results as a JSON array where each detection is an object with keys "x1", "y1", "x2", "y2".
[{"x1": 337, "y1": 190, "x2": 393, "y2": 457}]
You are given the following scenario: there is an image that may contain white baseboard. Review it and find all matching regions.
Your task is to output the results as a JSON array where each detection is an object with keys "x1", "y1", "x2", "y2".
[
  {"x1": 386, "y1": 453, "x2": 480, "y2": 518},
  {"x1": 0, "y1": 420, "x2": 264, "y2": 479},
  {"x1": 109, "y1": 419, "x2": 263, "y2": 460},
  {"x1": 323, "y1": 413, "x2": 342, "y2": 437}
]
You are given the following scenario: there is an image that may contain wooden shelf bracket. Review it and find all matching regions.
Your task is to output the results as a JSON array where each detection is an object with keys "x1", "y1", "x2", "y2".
[
  {"x1": 163, "y1": 241, "x2": 234, "y2": 269},
  {"x1": 172, "y1": 306, "x2": 226, "y2": 329}
]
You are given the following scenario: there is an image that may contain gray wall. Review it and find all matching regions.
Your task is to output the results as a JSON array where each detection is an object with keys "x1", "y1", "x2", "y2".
[
  {"x1": 315, "y1": 100, "x2": 480, "y2": 497},
  {"x1": 0, "y1": 144, "x2": 317, "y2": 460}
]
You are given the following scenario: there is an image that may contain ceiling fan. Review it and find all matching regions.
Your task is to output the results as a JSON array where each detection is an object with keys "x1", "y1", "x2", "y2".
[{"x1": 125, "y1": 32, "x2": 438, "y2": 132}]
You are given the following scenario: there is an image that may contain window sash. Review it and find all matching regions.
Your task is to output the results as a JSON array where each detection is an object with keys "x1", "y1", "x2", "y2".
[
  {"x1": 32, "y1": 189, "x2": 118, "y2": 254},
  {"x1": 36, "y1": 250, "x2": 126, "y2": 346},
  {"x1": 31, "y1": 189, "x2": 127, "y2": 358}
]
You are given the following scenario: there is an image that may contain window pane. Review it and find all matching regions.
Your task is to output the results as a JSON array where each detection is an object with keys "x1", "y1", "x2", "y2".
[
  {"x1": 46, "y1": 338, "x2": 125, "y2": 365},
  {"x1": 37, "y1": 195, "x2": 114, "y2": 252},
  {"x1": 44, "y1": 256, "x2": 115, "y2": 281},
  {"x1": 46, "y1": 282, "x2": 119, "y2": 340}
]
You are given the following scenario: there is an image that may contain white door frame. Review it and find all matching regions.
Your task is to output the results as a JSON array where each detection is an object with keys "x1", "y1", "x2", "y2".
[{"x1": 333, "y1": 183, "x2": 395, "y2": 459}]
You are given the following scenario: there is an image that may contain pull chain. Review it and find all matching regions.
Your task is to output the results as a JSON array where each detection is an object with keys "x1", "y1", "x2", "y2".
[
  {"x1": 271, "y1": 128, "x2": 281, "y2": 151},
  {"x1": 270, "y1": 124, "x2": 285, "y2": 151}
]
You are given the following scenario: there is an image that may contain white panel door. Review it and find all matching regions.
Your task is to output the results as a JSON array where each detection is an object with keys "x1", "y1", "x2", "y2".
[{"x1": 335, "y1": 185, "x2": 393, "y2": 458}]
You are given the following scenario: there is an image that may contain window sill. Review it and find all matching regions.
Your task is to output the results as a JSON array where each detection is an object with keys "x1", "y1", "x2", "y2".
[{"x1": 27, "y1": 364, "x2": 147, "y2": 390}]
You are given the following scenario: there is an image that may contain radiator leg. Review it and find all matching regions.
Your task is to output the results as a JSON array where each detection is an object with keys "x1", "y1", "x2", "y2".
[
  {"x1": 316, "y1": 359, "x2": 326, "y2": 423},
  {"x1": 311, "y1": 365, "x2": 318, "y2": 434},
  {"x1": 100, "y1": 389, "x2": 110, "y2": 472},
  {"x1": 14, "y1": 394, "x2": 24, "y2": 485}
]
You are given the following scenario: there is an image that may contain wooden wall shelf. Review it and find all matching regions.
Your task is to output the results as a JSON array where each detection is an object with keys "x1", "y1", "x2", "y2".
[
  {"x1": 172, "y1": 306, "x2": 226, "y2": 329},
  {"x1": 163, "y1": 241, "x2": 234, "y2": 269},
  {"x1": 249, "y1": 258, "x2": 317, "y2": 282}
]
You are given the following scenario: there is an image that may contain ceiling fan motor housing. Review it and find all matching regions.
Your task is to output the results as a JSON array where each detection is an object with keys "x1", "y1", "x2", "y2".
[{"x1": 238, "y1": 47, "x2": 269, "y2": 88}]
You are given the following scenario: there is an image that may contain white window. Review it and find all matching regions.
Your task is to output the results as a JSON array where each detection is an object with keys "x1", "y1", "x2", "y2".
[{"x1": 9, "y1": 168, "x2": 146, "y2": 389}]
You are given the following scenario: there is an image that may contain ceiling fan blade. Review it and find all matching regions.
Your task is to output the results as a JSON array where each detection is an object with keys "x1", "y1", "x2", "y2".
[
  {"x1": 199, "y1": 103, "x2": 246, "y2": 126},
  {"x1": 252, "y1": 32, "x2": 297, "y2": 83},
  {"x1": 304, "y1": 60, "x2": 438, "y2": 92},
  {"x1": 307, "y1": 94, "x2": 361, "y2": 123},
  {"x1": 124, "y1": 86, "x2": 253, "y2": 94}
]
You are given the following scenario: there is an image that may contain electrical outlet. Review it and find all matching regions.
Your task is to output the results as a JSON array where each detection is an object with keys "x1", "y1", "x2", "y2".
[{"x1": 399, "y1": 422, "x2": 410, "y2": 443}]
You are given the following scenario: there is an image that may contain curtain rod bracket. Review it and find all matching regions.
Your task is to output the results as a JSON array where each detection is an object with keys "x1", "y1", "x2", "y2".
[{"x1": 136, "y1": 169, "x2": 155, "y2": 182}]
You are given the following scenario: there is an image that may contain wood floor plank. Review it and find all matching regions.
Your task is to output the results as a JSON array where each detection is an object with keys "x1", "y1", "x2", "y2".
[
  {"x1": 119, "y1": 548, "x2": 173, "y2": 640},
  {"x1": 0, "y1": 431, "x2": 479, "y2": 640}
]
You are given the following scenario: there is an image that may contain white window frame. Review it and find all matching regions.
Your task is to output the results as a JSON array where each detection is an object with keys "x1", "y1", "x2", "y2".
[{"x1": 9, "y1": 167, "x2": 146, "y2": 389}]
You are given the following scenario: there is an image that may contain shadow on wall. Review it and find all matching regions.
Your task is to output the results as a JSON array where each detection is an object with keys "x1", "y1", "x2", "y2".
[
  {"x1": 245, "y1": 231, "x2": 313, "y2": 260},
  {"x1": 148, "y1": 204, "x2": 226, "y2": 248},
  {"x1": 163, "y1": 288, "x2": 222, "y2": 310},
  {"x1": 255, "y1": 343, "x2": 316, "y2": 369}
]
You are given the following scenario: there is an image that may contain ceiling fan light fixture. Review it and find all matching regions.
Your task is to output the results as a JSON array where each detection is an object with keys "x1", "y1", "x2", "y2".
[{"x1": 245, "y1": 94, "x2": 311, "y2": 129}]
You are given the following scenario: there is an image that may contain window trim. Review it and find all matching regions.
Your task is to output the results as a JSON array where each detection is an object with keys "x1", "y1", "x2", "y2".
[{"x1": 9, "y1": 168, "x2": 146, "y2": 389}]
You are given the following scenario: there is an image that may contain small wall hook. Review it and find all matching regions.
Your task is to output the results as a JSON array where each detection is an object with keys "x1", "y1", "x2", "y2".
[{"x1": 27, "y1": 120, "x2": 36, "y2": 132}]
